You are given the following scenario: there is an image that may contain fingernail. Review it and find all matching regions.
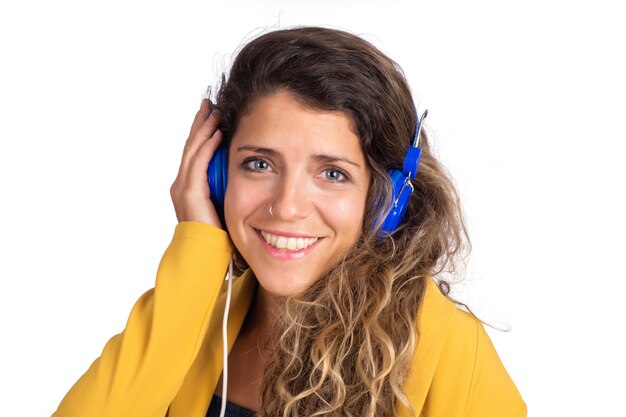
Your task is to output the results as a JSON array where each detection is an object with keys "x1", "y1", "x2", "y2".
[{"x1": 201, "y1": 86, "x2": 212, "y2": 103}]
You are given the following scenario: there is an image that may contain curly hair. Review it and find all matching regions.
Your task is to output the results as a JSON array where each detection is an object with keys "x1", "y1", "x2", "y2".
[{"x1": 215, "y1": 27, "x2": 469, "y2": 417}]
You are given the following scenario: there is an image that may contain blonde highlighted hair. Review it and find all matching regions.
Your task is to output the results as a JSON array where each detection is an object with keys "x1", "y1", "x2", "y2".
[{"x1": 216, "y1": 27, "x2": 469, "y2": 417}]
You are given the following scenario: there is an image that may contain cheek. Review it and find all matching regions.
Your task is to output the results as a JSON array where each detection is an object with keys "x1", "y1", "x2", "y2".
[{"x1": 327, "y1": 194, "x2": 368, "y2": 242}]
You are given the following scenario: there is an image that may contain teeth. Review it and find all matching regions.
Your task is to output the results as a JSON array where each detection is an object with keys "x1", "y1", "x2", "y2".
[{"x1": 260, "y1": 230, "x2": 319, "y2": 251}]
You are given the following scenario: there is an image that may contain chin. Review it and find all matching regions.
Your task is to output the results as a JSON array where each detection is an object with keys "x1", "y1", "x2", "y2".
[{"x1": 254, "y1": 271, "x2": 318, "y2": 298}]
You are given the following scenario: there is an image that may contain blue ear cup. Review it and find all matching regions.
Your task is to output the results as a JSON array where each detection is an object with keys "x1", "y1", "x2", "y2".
[
  {"x1": 378, "y1": 109, "x2": 428, "y2": 236},
  {"x1": 379, "y1": 147, "x2": 422, "y2": 234},
  {"x1": 207, "y1": 144, "x2": 229, "y2": 221}
]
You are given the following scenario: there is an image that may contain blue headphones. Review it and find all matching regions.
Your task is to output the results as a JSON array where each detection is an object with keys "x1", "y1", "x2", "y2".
[{"x1": 207, "y1": 109, "x2": 428, "y2": 236}]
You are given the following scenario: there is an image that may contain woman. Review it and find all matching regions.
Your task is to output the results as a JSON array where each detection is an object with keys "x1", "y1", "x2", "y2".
[{"x1": 54, "y1": 27, "x2": 526, "y2": 417}]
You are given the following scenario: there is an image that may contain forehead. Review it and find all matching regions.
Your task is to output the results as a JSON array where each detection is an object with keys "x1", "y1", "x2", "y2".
[{"x1": 231, "y1": 91, "x2": 365, "y2": 162}]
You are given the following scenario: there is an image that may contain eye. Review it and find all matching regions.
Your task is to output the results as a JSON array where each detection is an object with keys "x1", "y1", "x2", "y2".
[
  {"x1": 242, "y1": 157, "x2": 271, "y2": 172},
  {"x1": 324, "y1": 167, "x2": 350, "y2": 183}
]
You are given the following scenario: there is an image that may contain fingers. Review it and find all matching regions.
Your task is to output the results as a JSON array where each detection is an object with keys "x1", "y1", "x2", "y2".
[
  {"x1": 188, "y1": 128, "x2": 224, "y2": 193},
  {"x1": 188, "y1": 98, "x2": 212, "y2": 137},
  {"x1": 181, "y1": 101, "x2": 221, "y2": 164},
  {"x1": 176, "y1": 99, "x2": 224, "y2": 194},
  {"x1": 170, "y1": 99, "x2": 225, "y2": 227}
]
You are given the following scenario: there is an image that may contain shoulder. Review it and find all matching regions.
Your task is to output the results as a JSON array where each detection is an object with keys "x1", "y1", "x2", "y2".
[{"x1": 405, "y1": 278, "x2": 526, "y2": 417}]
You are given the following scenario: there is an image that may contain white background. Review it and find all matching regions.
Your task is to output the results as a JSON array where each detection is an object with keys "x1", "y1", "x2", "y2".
[{"x1": 1, "y1": 0, "x2": 624, "y2": 415}]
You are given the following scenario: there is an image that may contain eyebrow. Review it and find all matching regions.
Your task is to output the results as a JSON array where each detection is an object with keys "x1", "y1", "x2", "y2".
[
  {"x1": 312, "y1": 154, "x2": 361, "y2": 168},
  {"x1": 236, "y1": 146, "x2": 279, "y2": 158},
  {"x1": 236, "y1": 145, "x2": 362, "y2": 168}
]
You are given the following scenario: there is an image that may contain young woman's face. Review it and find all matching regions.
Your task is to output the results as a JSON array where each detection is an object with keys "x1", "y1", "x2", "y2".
[{"x1": 224, "y1": 91, "x2": 371, "y2": 297}]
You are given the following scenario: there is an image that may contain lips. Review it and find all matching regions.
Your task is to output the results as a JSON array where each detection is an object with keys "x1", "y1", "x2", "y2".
[{"x1": 259, "y1": 230, "x2": 319, "y2": 251}]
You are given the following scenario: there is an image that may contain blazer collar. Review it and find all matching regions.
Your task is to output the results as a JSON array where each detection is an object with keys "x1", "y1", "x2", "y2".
[{"x1": 168, "y1": 274, "x2": 456, "y2": 417}]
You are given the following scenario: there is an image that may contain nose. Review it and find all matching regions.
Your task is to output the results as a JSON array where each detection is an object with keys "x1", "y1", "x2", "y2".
[{"x1": 270, "y1": 171, "x2": 314, "y2": 221}]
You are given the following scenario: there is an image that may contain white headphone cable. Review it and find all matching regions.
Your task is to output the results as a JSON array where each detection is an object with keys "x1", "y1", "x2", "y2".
[{"x1": 219, "y1": 256, "x2": 234, "y2": 417}]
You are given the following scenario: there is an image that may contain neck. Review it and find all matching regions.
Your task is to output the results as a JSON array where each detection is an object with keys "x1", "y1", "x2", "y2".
[{"x1": 240, "y1": 283, "x2": 284, "y2": 345}]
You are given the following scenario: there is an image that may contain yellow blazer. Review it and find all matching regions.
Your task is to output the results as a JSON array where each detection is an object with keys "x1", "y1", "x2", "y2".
[{"x1": 54, "y1": 222, "x2": 526, "y2": 417}]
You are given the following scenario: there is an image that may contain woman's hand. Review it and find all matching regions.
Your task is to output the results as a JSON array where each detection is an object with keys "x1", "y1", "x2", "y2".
[{"x1": 170, "y1": 99, "x2": 224, "y2": 228}]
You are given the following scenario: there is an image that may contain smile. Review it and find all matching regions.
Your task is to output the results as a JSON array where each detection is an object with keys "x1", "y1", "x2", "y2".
[{"x1": 260, "y1": 230, "x2": 319, "y2": 251}]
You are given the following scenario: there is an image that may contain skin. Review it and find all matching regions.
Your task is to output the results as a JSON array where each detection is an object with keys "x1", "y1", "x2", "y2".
[
  {"x1": 224, "y1": 91, "x2": 371, "y2": 298},
  {"x1": 171, "y1": 91, "x2": 371, "y2": 411}
]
